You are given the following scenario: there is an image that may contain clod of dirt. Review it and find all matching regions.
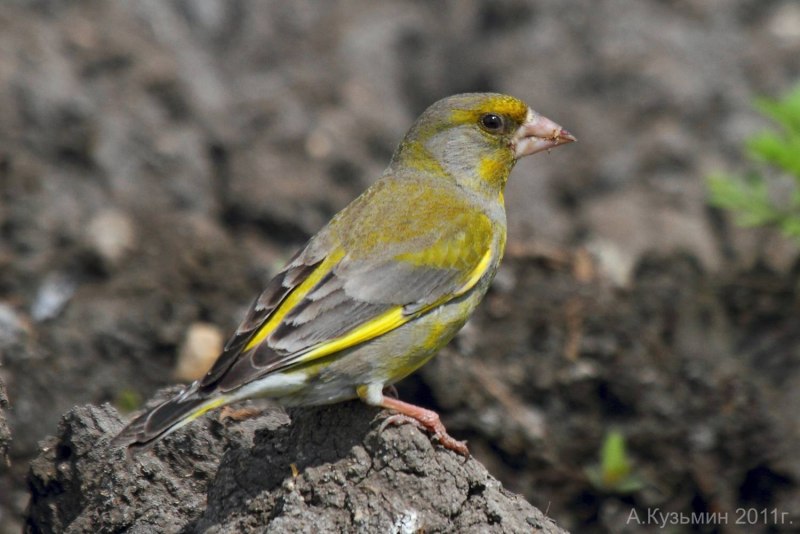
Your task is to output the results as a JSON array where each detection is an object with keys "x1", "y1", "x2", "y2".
[
  {"x1": 0, "y1": 377, "x2": 10, "y2": 466},
  {"x1": 25, "y1": 397, "x2": 566, "y2": 533}
]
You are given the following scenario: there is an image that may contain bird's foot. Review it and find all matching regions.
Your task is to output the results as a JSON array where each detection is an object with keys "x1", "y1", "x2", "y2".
[
  {"x1": 377, "y1": 397, "x2": 469, "y2": 456},
  {"x1": 219, "y1": 405, "x2": 262, "y2": 422}
]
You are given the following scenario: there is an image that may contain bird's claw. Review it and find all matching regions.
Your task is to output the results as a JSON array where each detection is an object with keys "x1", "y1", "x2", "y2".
[
  {"x1": 378, "y1": 413, "x2": 425, "y2": 434},
  {"x1": 376, "y1": 412, "x2": 470, "y2": 457}
]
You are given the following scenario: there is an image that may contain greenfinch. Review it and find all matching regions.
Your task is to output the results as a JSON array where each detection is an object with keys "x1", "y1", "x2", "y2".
[{"x1": 113, "y1": 93, "x2": 574, "y2": 455}]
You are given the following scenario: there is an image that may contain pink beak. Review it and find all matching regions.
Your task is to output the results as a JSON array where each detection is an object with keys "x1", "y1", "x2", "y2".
[{"x1": 512, "y1": 108, "x2": 576, "y2": 158}]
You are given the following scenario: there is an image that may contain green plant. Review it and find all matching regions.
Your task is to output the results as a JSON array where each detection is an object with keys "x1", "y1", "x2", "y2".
[
  {"x1": 585, "y1": 430, "x2": 644, "y2": 493},
  {"x1": 114, "y1": 388, "x2": 143, "y2": 413},
  {"x1": 707, "y1": 85, "x2": 800, "y2": 238}
]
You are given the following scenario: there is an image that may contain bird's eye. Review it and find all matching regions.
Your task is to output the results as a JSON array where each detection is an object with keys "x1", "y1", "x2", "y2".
[{"x1": 479, "y1": 113, "x2": 504, "y2": 133}]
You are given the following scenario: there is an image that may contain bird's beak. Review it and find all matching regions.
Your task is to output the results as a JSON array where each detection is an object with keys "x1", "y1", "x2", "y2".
[{"x1": 512, "y1": 108, "x2": 576, "y2": 158}]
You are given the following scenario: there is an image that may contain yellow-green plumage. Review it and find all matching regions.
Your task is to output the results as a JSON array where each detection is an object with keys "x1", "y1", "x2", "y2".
[{"x1": 113, "y1": 93, "x2": 574, "y2": 453}]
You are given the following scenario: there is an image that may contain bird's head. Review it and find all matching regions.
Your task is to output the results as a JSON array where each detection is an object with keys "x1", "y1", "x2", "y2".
[{"x1": 391, "y1": 93, "x2": 575, "y2": 198}]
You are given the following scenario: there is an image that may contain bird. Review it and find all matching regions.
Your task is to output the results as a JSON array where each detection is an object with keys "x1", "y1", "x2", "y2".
[{"x1": 112, "y1": 92, "x2": 575, "y2": 456}]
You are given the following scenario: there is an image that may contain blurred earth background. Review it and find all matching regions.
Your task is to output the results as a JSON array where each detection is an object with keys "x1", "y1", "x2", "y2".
[{"x1": 1, "y1": 0, "x2": 799, "y2": 532}]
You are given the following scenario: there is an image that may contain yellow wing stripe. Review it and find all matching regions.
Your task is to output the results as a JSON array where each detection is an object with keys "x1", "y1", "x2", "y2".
[
  {"x1": 244, "y1": 249, "x2": 345, "y2": 352},
  {"x1": 454, "y1": 247, "x2": 493, "y2": 296},
  {"x1": 184, "y1": 396, "x2": 228, "y2": 424},
  {"x1": 296, "y1": 307, "x2": 407, "y2": 363}
]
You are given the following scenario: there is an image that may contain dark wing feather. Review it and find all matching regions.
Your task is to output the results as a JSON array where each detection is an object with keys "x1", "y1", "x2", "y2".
[{"x1": 200, "y1": 250, "x2": 322, "y2": 388}]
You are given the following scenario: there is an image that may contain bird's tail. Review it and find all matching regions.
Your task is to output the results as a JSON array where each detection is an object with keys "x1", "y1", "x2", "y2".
[{"x1": 111, "y1": 383, "x2": 230, "y2": 450}]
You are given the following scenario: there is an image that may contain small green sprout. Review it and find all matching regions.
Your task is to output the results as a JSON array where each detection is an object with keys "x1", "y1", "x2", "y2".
[
  {"x1": 114, "y1": 388, "x2": 143, "y2": 413},
  {"x1": 585, "y1": 430, "x2": 644, "y2": 493}
]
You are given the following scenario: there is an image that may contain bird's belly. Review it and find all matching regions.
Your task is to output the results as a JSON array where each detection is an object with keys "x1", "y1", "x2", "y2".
[{"x1": 278, "y1": 283, "x2": 489, "y2": 407}]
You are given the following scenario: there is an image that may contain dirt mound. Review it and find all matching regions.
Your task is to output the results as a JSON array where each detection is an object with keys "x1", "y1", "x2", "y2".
[{"x1": 26, "y1": 398, "x2": 564, "y2": 533}]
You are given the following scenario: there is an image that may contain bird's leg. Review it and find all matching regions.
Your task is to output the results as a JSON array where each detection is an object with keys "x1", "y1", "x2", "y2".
[
  {"x1": 380, "y1": 397, "x2": 469, "y2": 456},
  {"x1": 358, "y1": 384, "x2": 468, "y2": 456}
]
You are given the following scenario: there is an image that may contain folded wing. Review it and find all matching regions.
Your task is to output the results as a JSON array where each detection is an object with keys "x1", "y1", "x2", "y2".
[{"x1": 202, "y1": 180, "x2": 496, "y2": 393}]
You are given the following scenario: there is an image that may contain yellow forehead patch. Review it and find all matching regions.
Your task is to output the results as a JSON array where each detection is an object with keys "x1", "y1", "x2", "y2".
[{"x1": 450, "y1": 94, "x2": 529, "y2": 125}]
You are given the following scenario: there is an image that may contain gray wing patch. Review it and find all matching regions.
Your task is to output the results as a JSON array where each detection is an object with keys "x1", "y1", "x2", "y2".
[{"x1": 340, "y1": 259, "x2": 460, "y2": 305}]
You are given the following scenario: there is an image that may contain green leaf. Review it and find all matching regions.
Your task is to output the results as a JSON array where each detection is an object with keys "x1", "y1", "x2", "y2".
[
  {"x1": 706, "y1": 84, "x2": 800, "y2": 244},
  {"x1": 747, "y1": 132, "x2": 800, "y2": 177},
  {"x1": 780, "y1": 216, "x2": 800, "y2": 238},
  {"x1": 600, "y1": 430, "x2": 631, "y2": 484},
  {"x1": 754, "y1": 86, "x2": 800, "y2": 134},
  {"x1": 707, "y1": 173, "x2": 779, "y2": 227}
]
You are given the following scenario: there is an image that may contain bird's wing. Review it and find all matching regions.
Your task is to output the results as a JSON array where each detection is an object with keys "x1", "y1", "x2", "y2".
[{"x1": 200, "y1": 180, "x2": 496, "y2": 393}]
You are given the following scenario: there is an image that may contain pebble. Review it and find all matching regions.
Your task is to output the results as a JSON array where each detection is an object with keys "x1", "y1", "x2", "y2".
[
  {"x1": 86, "y1": 209, "x2": 137, "y2": 267},
  {"x1": 31, "y1": 273, "x2": 77, "y2": 322},
  {"x1": 767, "y1": 2, "x2": 800, "y2": 44},
  {"x1": 173, "y1": 322, "x2": 224, "y2": 382}
]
